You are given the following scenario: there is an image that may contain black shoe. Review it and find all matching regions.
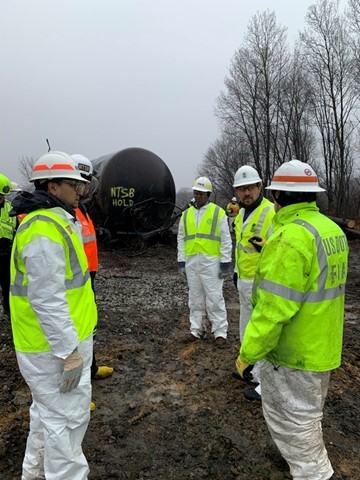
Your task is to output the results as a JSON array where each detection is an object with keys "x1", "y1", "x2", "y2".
[{"x1": 243, "y1": 388, "x2": 261, "y2": 402}]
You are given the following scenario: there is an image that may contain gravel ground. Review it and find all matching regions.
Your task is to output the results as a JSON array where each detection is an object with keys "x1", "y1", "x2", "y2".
[{"x1": 0, "y1": 235, "x2": 359, "y2": 479}]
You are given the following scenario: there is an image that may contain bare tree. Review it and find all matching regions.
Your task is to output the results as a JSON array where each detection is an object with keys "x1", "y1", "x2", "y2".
[
  {"x1": 176, "y1": 188, "x2": 193, "y2": 211},
  {"x1": 276, "y1": 46, "x2": 317, "y2": 163},
  {"x1": 346, "y1": 0, "x2": 360, "y2": 69},
  {"x1": 198, "y1": 132, "x2": 250, "y2": 203},
  {"x1": 18, "y1": 156, "x2": 36, "y2": 191},
  {"x1": 216, "y1": 10, "x2": 290, "y2": 185},
  {"x1": 300, "y1": 0, "x2": 359, "y2": 215}
]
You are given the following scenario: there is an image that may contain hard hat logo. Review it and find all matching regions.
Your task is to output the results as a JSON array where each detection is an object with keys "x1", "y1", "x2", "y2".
[
  {"x1": 3, "y1": 185, "x2": 10, "y2": 194},
  {"x1": 304, "y1": 168, "x2": 312, "y2": 176},
  {"x1": 78, "y1": 164, "x2": 91, "y2": 174}
]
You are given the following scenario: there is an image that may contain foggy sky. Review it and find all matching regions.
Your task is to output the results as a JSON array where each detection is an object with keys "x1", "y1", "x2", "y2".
[{"x1": 0, "y1": 0, "x2": 328, "y2": 190}]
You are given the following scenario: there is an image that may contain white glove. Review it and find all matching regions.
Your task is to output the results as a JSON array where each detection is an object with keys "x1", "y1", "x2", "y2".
[{"x1": 59, "y1": 350, "x2": 83, "y2": 393}]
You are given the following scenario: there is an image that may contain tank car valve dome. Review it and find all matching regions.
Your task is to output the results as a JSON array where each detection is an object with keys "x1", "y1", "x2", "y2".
[{"x1": 192, "y1": 176, "x2": 213, "y2": 192}]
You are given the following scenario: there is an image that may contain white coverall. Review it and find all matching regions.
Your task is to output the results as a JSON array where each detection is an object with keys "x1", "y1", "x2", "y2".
[
  {"x1": 16, "y1": 207, "x2": 93, "y2": 480},
  {"x1": 260, "y1": 361, "x2": 333, "y2": 480},
  {"x1": 177, "y1": 203, "x2": 232, "y2": 339}
]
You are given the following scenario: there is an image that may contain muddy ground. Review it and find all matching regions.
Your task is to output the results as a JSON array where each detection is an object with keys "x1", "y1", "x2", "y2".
[{"x1": 0, "y1": 235, "x2": 359, "y2": 479}]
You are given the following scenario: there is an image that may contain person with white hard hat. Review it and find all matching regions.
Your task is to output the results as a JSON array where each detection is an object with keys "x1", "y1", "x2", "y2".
[
  {"x1": 177, "y1": 176, "x2": 232, "y2": 346},
  {"x1": 9, "y1": 151, "x2": 97, "y2": 480},
  {"x1": 232, "y1": 165, "x2": 275, "y2": 401},
  {"x1": 235, "y1": 160, "x2": 348, "y2": 480},
  {"x1": 72, "y1": 154, "x2": 113, "y2": 412}
]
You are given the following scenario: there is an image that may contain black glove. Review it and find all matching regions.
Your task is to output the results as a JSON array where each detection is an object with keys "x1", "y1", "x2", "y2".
[
  {"x1": 233, "y1": 272, "x2": 238, "y2": 289},
  {"x1": 235, "y1": 356, "x2": 254, "y2": 382},
  {"x1": 248, "y1": 236, "x2": 266, "y2": 253},
  {"x1": 219, "y1": 262, "x2": 231, "y2": 279},
  {"x1": 178, "y1": 261, "x2": 186, "y2": 277}
]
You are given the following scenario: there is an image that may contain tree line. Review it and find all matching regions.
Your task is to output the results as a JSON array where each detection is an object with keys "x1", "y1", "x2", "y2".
[{"x1": 197, "y1": 0, "x2": 360, "y2": 218}]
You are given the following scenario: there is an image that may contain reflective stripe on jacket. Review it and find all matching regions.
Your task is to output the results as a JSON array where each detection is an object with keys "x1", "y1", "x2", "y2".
[
  {"x1": 182, "y1": 203, "x2": 225, "y2": 258},
  {"x1": 0, "y1": 200, "x2": 16, "y2": 240},
  {"x1": 234, "y1": 198, "x2": 275, "y2": 279},
  {"x1": 240, "y1": 202, "x2": 348, "y2": 371},
  {"x1": 75, "y1": 207, "x2": 99, "y2": 272},
  {"x1": 10, "y1": 208, "x2": 97, "y2": 353}
]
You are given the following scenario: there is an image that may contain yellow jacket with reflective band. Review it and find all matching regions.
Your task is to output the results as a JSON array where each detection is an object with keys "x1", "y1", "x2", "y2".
[
  {"x1": 182, "y1": 203, "x2": 225, "y2": 257},
  {"x1": 234, "y1": 197, "x2": 274, "y2": 279},
  {"x1": 0, "y1": 200, "x2": 16, "y2": 240},
  {"x1": 240, "y1": 202, "x2": 348, "y2": 371},
  {"x1": 10, "y1": 208, "x2": 97, "y2": 353}
]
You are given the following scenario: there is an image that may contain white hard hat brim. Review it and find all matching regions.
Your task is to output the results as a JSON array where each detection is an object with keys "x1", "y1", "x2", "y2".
[
  {"x1": 265, "y1": 183, "x2": 325, "y2": 192},
  {"x1": 233, "y1": 180, "x2": 262, "y2": 187}
]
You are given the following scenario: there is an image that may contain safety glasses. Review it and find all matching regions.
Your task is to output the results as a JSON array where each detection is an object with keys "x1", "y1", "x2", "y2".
[
  {"x1": 235, "y1": 183, "x2": 260, "y2": 192},
  {"x1": 61, "y1": 180, "x2": 86, "y2": 194}
]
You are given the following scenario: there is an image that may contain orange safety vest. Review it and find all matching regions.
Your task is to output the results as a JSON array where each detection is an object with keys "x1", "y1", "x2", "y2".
[
  {"x1": 75, "y1": 207, "x2": 99, "y2": 272},
  {"x1": 17, "y1": 213, "x2": 27, "y2": 224}
]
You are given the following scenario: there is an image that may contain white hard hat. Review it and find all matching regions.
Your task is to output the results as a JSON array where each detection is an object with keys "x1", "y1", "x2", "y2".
[
  {"x1": 71, "y1": 154, "x2": 95, "y2": 179},
  {"x1": 10, "y1": 181, "x2": 22, "y2": 192},
  {"x1": 31, "y1": 151, "x2": 89, "y2": 183},
  {"x1": 266, "y1": 160, "x2": 325, "y2": 192},
  {"x1": 231, "y1": 197, "x2": 237, "y2": 202},
  {"x1": 233, "y1": 166, "x2": 262, "y2": 187},
  {"x1": 192, "y1": 176, "x2": 212, "y2": 192}
]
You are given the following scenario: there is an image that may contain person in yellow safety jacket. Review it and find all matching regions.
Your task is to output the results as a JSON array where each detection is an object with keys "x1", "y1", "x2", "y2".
[
  {"x1": 9, "y1": 151, "x2": 97, "y2": 480},
  {"x1": 225, "y1": 196, "x2": 239, "y2": 232},
  {"x1": 226, "y1": 197, "x2": 240, "y2": 217},
  {"x1": 232, "y1": 165, "x2": 275, "y2": 401},
  {"x1": 72, "y1": 154, "x2": 113, "y2": 412},
  {"x1": 0, "y1": 173, "x2": 17, "y2": 318},
  {"x1": 235, "y1": 160, "x2": 348, "y2": 480},
  {"x1": 177, "y1": 176, "x2": 232, "y2": 346}
]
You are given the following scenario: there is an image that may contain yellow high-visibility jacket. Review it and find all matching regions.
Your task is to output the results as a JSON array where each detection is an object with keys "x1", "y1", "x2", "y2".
[
  {"x1": 240, "y1": 202, "x2": 348, "y2": 371},
  {"x1": 234, "y1": 198, "x2": 275, "y2": 279},
  {"x1": 10, "y1": 208, "x2": 97, "y2": 354}
]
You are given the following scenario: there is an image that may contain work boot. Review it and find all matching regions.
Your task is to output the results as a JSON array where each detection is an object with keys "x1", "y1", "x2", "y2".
[
  {"x1": 243, "y1": 388, "x2": 261, "y2": 402},
  {"x1": 215, "y1": 337, "x2": 227, "y2": 348},
  {"x1": 90, "y1": 401, "x2": 96, "y2": 411},
  {"x1": 94, "y1": 366, "x2": 114, "y2": 379},
  {"x1": 183, "y1": 333, "x2": 200, "y2": 343}
]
